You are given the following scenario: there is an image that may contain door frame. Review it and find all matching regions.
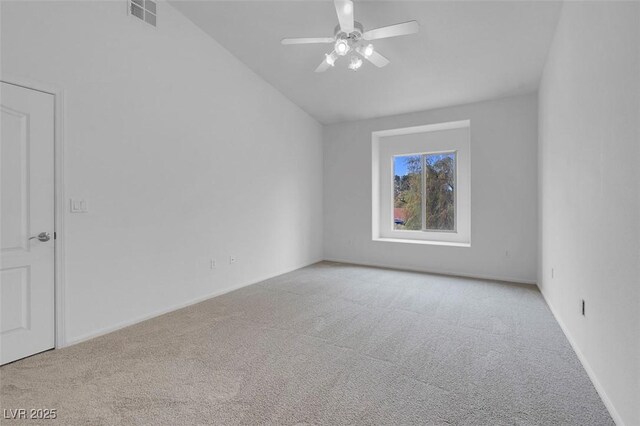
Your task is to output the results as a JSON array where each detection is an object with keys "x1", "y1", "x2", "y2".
[{"x1": 2, "y1": 74, "x2": 67, "y2": 349}]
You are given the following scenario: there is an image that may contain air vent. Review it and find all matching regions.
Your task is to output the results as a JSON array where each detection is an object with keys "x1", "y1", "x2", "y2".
[{"x1": 129, "y1": 0, "x2": 156, "y2": 27}]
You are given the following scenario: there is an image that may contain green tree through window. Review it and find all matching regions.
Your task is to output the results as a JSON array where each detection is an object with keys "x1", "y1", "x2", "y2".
[{"x1": 393, "y1": 153, "x2": 456, "y2": 231}]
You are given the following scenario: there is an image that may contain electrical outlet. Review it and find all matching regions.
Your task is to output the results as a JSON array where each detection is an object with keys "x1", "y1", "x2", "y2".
[
  {"x1": 210, "y1": 259, "x2": 216, "y2": 269},
  {"x1": 229, "y1": 255, "x2": 237, "y2": 265}
]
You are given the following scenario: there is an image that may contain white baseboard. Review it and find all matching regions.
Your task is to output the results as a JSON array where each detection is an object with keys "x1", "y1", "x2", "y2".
[
  {"x1": 323, "y1": 257, "x2": 537, "y2": 285},
  {"x1": 63, "y1": 258, "x2": 323, "y2": 347},
  {"x1": 537, "y1": 285, "x2": 625, "y2": 426}
]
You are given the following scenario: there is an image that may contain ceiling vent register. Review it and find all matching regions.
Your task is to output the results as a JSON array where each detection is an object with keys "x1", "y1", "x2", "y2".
[{"x1": 129, "y1": 0, "x2": 156, "y2": 27}]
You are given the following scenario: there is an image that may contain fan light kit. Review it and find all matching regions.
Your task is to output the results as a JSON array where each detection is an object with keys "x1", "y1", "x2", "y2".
[
  {"x1": 348, "y1": 56, "x2": 363, "y2": 71},
  {"x1": 281, "y1": 0, "x2": 420, "y2": 72},
  {"x1": 325, "y1": 52, "x2": 337, "y2": 66},
  {"x1": 363, "y1": 44, "x2": 374, "y2": 58},
  {"x1": 335, "y1": 38, "x2": 350, "y2": 56}
]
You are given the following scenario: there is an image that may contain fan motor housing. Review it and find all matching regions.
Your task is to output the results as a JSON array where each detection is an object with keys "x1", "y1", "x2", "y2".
[{"x1": 334, "y1": 21, "x2": 364, "y2": 40}]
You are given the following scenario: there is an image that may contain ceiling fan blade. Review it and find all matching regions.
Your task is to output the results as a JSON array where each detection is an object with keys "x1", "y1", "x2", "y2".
[
  {"x1": 334, "y1": 0, "x2": 354, "y2": 33},
  {"x1": 363, "y1": 20, "x2": 419, "y2": 41},
  {"x1": 315, "y1": 51, "x2": 338, "y2": 73},
  {"x1": 315, "y1": 60, "x2": 332, "y2": 73},
  {"x1": 363, "y1": 50, "x2": 390, "y2": 68},
  {"x1": 281, "y1": 37, "x2": 335, "y2": 45}
]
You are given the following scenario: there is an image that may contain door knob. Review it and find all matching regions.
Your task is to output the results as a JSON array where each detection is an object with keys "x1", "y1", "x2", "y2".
[{"x1": 29, "y1": 232, "x2": 51, "y2": 242}]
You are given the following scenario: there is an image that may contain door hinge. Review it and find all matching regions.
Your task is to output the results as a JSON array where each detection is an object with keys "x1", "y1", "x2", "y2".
[{"x1": 54, "y1": 232, "x2": 57, "y2": 239}]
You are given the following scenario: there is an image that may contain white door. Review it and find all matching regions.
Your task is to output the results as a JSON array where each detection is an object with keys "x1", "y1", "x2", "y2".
[{"x1": 1, "y1": 82, "x2": 55, "y2": 365}]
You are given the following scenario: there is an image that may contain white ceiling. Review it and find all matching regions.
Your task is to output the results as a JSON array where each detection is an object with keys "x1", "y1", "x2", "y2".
[{"x1": 171, "y1": 1, "x2": 562, "y2": 124}]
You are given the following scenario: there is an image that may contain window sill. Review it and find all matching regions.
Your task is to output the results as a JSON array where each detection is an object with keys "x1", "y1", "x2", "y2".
[{"x1": 372, "y1": 237, "x2": 471, "y2": 247}]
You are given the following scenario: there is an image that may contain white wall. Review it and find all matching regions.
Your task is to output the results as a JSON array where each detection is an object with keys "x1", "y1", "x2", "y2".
[
  {"x1": 324, "y1": 94, "x2": 538, "y2": 283},
  {"x1": 1, "y1": 1, "x2": 323, "y2": 344},
  {"x1": 538, "y1": 2, "x2": 640, "y2": 425}
]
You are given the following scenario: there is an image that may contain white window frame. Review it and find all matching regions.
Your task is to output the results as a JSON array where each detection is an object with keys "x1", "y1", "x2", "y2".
[{"x1": 372, "y1": 120, "x2": 471, "y2": 246}]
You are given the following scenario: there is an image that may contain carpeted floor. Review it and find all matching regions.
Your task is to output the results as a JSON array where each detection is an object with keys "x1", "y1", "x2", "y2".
[{"x1": 1, "y1": 262, "x2": 612, "y2": 425}]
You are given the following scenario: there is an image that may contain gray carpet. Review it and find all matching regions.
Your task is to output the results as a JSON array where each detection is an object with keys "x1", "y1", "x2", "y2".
[{"x1": 0, "y1": 262, "x2": 612, "y2": 425}]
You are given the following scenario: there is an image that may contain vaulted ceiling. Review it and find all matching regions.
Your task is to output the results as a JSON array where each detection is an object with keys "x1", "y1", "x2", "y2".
[{"x1": 171, "y1": 1, "x2": 562, "y2": 124}]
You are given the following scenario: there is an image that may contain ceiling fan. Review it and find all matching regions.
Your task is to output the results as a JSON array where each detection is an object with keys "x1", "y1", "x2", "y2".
[{"x1": 281, "y1": 0, "x2": 419, "y2": 72}]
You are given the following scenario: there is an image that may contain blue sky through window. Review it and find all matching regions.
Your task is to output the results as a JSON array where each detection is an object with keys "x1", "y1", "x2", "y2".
[
  {"x1": 426, "y1": 153, "x2": 454, "y2": 168},
  {"x1": 394, "y1": 156, "x2": 411, "y2": 176},
  {"x1": 394, "y1": 153, "x2": 455, "y2": 177}
]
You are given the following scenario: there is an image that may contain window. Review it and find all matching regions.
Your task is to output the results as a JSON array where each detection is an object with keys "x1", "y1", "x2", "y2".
[
  {"x1": 372, "y1": 121, "x2": 470, "y2": 246},
  {"x1": 393, "y1": 152, "x2": 456, "y2": 232}
]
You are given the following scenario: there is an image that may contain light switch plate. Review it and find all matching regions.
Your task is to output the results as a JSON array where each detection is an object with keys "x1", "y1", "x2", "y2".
[{"x1": 70, "y1": 198, "x2": 88, "y2": 213}]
